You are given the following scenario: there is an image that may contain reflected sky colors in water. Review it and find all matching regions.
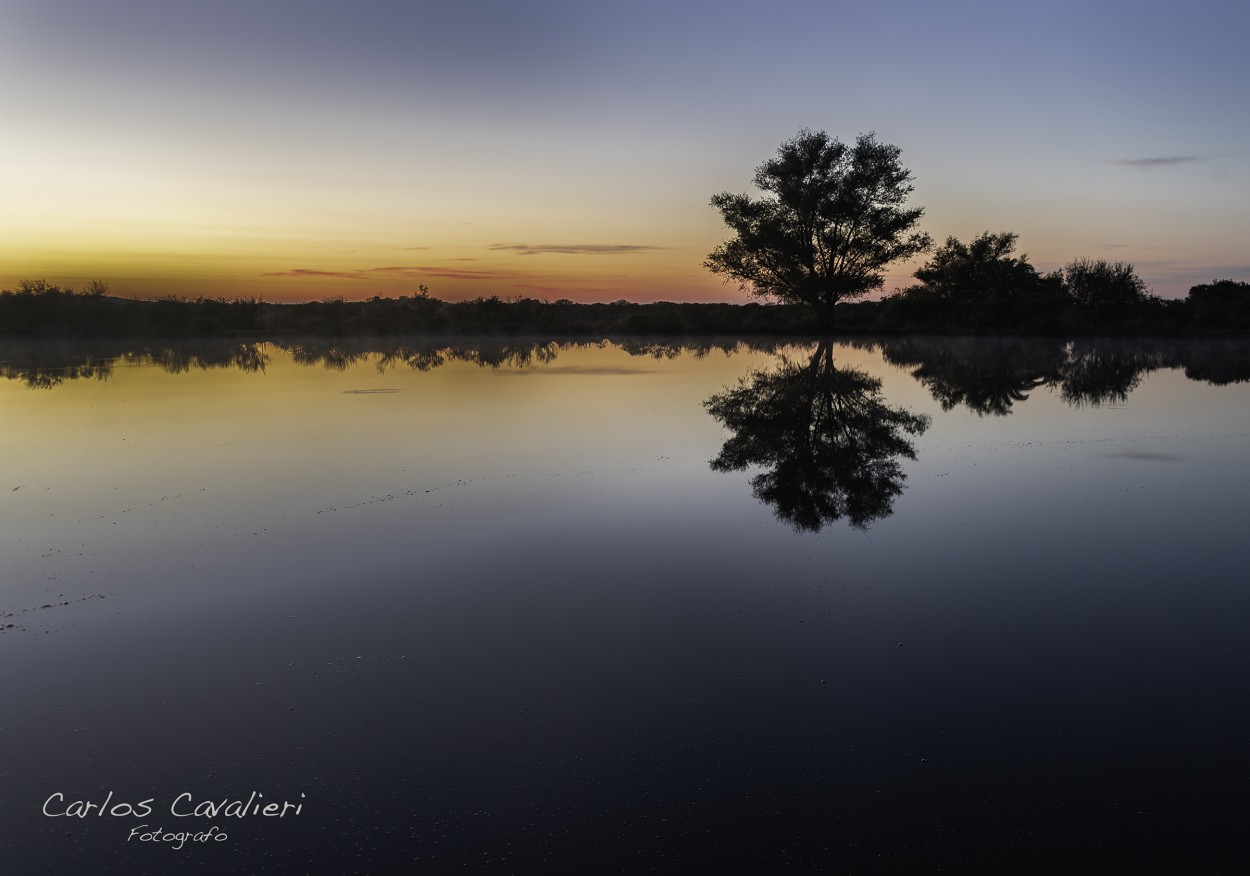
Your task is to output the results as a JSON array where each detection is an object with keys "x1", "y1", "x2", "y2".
[{"x1": 3, "y1": 337, "x2": 1250, "y2": 871}]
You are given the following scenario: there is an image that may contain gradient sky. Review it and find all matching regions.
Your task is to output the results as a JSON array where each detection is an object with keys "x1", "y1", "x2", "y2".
[{"x1": 2, "y1": 0, "x2": 1247, "y2": 302}]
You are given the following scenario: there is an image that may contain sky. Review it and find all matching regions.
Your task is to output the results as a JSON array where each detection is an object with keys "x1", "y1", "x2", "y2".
[{"x1": 2, "y1": 0, "x2": 1247, "y2": 302}]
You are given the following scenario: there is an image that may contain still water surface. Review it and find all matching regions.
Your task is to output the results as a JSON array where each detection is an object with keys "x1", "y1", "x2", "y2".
[{"x1": 3, "y1": 336, "x2": 1249, "y2": 871}]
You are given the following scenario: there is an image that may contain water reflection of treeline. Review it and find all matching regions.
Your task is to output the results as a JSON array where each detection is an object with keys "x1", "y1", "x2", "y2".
[
  {"x1": 0, "y1": 341, "x2": 271, "y2": 389},
  {"x1": 700, "y1": 337, "x2": 1250, "y2": 533},
  {"x1": 861, "y1": 337, "x2": 1250, "y2": 414},
  {"x1": 0, "y1": 337, "x2": 792, "y2": 389},
  {"x1": 4, "y1": 337, "x2": 1250, "y2": 400}
]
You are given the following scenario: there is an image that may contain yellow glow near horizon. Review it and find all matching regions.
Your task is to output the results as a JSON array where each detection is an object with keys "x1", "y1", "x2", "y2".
[
  {"x1": 0, "y1": 148, "x2": 739, "y2": 302},
  {"x1": 6, "y1": 122, "x2": 1239, "y2": 303},
  {"x1": 0, "y1": 244, "x2": 735, "y2": 303}
]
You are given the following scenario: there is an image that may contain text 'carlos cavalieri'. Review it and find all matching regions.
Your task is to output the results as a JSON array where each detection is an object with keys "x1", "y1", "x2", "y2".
[
  {"x1": 43, "y1": 791, "x2": 306, "y2": 848},
  {"x1": 44, "y1": 790, "x2": 306, "y2": 819}
]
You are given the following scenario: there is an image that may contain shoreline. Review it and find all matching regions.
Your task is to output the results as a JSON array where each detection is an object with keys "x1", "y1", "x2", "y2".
[{"x1": 3, "y1": 292, "x2": 1250, "y2": 339}]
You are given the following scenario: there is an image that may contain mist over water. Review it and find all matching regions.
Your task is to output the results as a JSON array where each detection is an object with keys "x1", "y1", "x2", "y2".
[{"x1": 4, "y1": 337, "x2": 1250, "y2": 871}]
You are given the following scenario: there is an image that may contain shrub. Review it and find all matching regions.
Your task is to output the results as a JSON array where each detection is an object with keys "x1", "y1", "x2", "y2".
[{"x1": 1062, "y1": 259, "x2": 1148, "y2": 307}]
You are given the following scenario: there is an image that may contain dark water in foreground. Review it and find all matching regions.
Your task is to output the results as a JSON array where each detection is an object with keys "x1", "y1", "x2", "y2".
[{"x1": 3, "y1": 336, "x2": 1249, "y2": 872}]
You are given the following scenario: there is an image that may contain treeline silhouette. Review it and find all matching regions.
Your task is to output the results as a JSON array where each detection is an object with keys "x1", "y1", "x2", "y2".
[
  {"x1": 0, "y1": 282, "x2": 811, "y2": 338},
  {"x1": 859, "y1": 238, "x2": 1250, "y2": 334},
  {"x1": 3, "y1": 275, "x2": 1250, "y2": 338}
]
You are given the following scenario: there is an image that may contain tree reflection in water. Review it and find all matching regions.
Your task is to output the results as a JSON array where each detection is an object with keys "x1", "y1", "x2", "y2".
[
  {"x1": 705, "y1": 341, "x2": 930, "y2": 531},
  {"x1": 870, "y1": 337, "x2": 1250, "y2": 414},
  {"x1": 876, "y1": 337, "x2": 1057, "y2": 416}
]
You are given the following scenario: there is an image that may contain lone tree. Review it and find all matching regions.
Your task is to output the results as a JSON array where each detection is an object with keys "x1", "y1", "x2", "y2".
[{"x1": 706, "y1": 130, "x2": 931, "y2": 319}]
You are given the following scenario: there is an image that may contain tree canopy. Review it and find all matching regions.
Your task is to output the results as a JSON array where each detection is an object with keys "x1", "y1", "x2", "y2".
[
  {"x1": 705, "y1": 130, "x2": 931, "y2": 317},
  {"x1": 1061, "y1": 258, "x2": 1149, "y2": 307},
  {"x1": 911, "y1": 231, "x2": 1043, "y2": 302}
]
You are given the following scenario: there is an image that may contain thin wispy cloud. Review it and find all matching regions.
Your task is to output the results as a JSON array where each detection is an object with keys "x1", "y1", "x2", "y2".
[
  {"x1": 262, "y1": 268, "x2": 368, "y2": 279},
  {"x1": 1106, "y1": 156, "x2": 1200, "y2": 169},
  {"x1": 491, "y1": 244, "x2": 666, "y2": 256},
  {"x1": 263, "y1": 265, "x2": 512, "y2": 281},
  {"x1": 396, "y1": 267, "x2": 508, "y2": 280}
]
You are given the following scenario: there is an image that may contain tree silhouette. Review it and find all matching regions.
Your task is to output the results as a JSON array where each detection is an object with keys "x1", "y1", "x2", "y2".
[
  {"x1": 706, "y1": 130, "x2": 931, "y2": 320},
  {"x1": 705, "y1": 342, "x2": 930, "y2": 531},
  {"x1": 1061, "y1": 259, "x2": 1149, "y2": 307},
  {"x1": 911, "y1": 231, "x2": 1045, "y2": 303}
]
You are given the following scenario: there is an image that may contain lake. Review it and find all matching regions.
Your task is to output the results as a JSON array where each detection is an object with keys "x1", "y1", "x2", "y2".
[{"x1": 3, "y1": 335, "x2": 1249, "y2": 872}]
